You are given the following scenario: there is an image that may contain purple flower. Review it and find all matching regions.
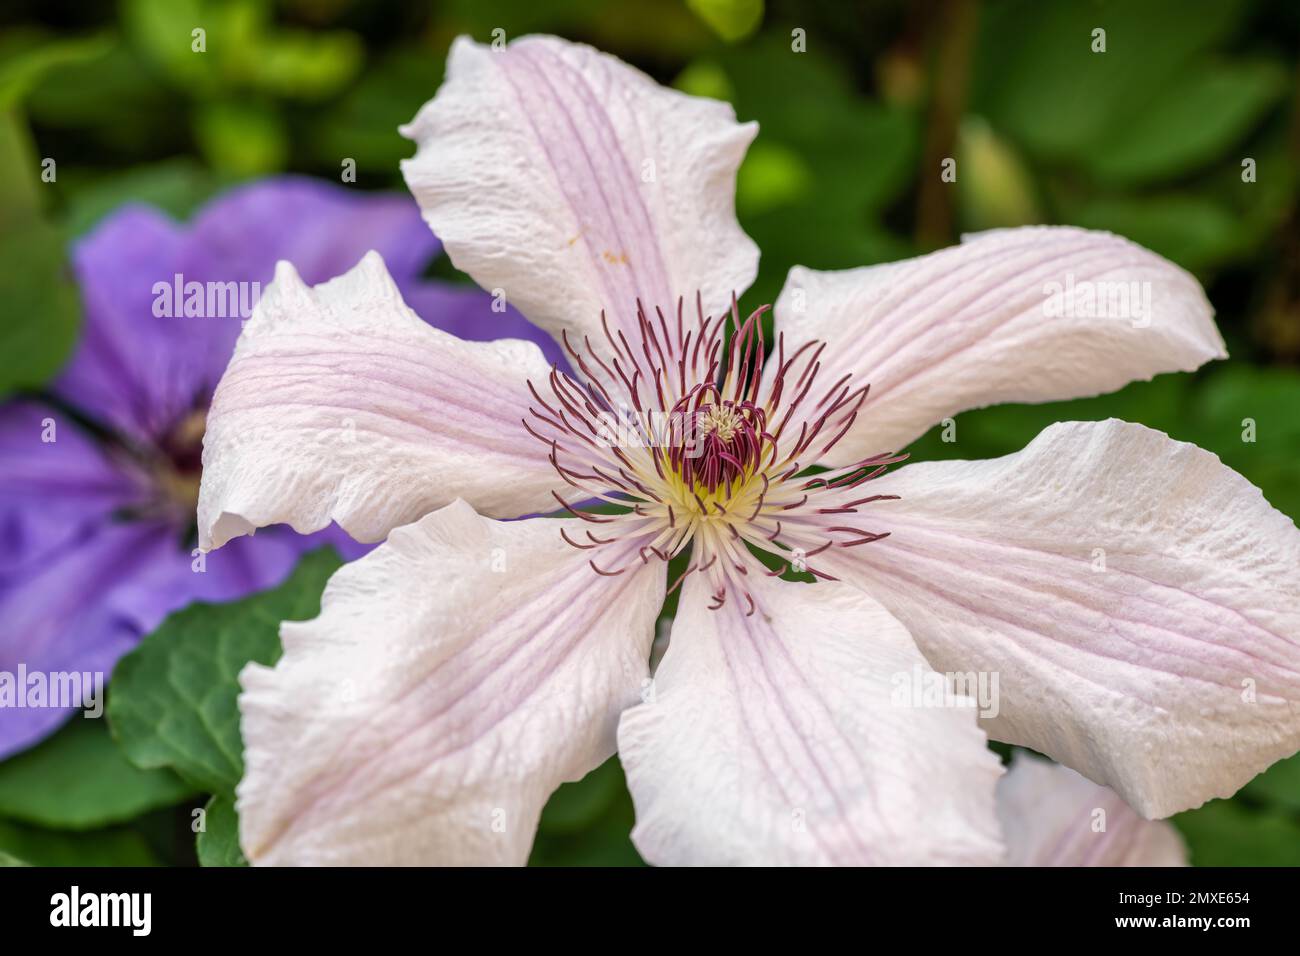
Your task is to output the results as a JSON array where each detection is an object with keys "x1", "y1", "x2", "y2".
[{"x1": 0, "y1": 176, "x2": 557, "y2": 759}]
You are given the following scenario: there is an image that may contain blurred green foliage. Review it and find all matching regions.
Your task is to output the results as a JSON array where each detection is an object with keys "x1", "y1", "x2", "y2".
[
  {"x1": 0, "y1": 719, "x2": 192, "y2": 830},
  {"x1": 0, "y1": 32, "x2": 103, "y2": 397},
  {"x1": 0, "y1": 818, "x2": 165, "y2": 866},
  {"x1": 0, "y1": 0, "x2": 1297, "y2": 866},
  {"x1": 109, "y1": 549, "x2": 342, "y2": 790}
]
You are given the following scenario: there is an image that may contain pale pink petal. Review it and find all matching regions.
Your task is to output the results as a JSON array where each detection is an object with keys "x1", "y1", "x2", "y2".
[
  {"x1": 823, "y1": 419, "x2": 1300, "y2": 818},
  {"x1": 998, "y1": 753, "x2": 1187, "y2": 866},
  {"x1": 198, "y1": 252, "x2": 558, "y2": 550},
  {"x1": 769, "y1": 227, "x2": 1224, "y2": 463},
  {"x1": 237, "y1": 500, "x2": 666, "y2": 865},
  {"x1": 617, "y1": 573, "x2": 1004, "y2": 865},
  {"x1": 401, "y1": 35, "x2": 758, "y2": 352}
]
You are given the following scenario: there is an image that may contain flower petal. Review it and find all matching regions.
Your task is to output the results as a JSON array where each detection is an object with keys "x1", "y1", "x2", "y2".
[
  {"x1": 998, "y1": 753, "x2": 1187, "y2": 866},
  {"x1": 183, "y1": 176, "x2": 441, "y2": 288},
  {"x1": 0, "y1": 520, "x2": 176, "y2": 758},
  {"x1": 237, "y1": 500, "x2": 665, "y2": 865},
  {"x1": 177, "y1": 176, "x2": 566, "y2": 368},
  {"x1": 824, "y1": 419, "x2": 1300, "y2": 818},
  {"x1": 0, "y1": 517, "x2": 335, "y2": 758},
  {"x1": 56, "y1": 207, "x2": 191, "y2": 443},
  {"x1": 0, "y1": 400, "x2": 147, "y2": 570},
  {"x1": 770, "y1": 227, "x2": 1224, "y2": 463},
  {"x1": 401, "y1": 35, "x2": 758, "y2": 349},
  {"x1": 616, "y1": 573, "x2": 1004, "y2": 865},
  {"x1": 197, "y1": 252, "x2": 559, "y2": 549},
  {"x1": 57, "y1": 181, "x2": 464, "y2": 445},
  {"x1": 399, "y1": 280, "x2": 569, "y2": 370}
]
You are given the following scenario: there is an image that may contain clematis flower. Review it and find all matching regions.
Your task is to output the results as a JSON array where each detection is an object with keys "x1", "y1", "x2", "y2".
[
  {"x1": 0, "y1": 176, "x2": 548, "y2": 759},
  {"x1": 196, "y1": 36, "x2": 1300, "y2": 865},
  {"x1": 997, "y1": 753, "x2": 1187, "y2": 867}
]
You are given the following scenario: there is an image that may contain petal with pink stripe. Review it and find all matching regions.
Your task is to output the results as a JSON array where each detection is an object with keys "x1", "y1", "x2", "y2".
[
  {"x1": 617, "y1": 573, "x2": 1004, "y2": 865},
  {"x1": 237, "y1": 500, "x2": 666, "y2": 865},
  {"x1": 998, "y1": 753, "x2": 1187, "y2": 866},
  {"x1": 824, "y1": 419, "x2": 1300, "y2": 818},
  {"x1": 769, "y1": 227, "x2": 1224, "y2": 464},
  {"x1": 401, "y1": 35, "x2": 758, "y2": 358},
  {"x1": 198, "y1": 252, "x2": 558, "y2": 549}
]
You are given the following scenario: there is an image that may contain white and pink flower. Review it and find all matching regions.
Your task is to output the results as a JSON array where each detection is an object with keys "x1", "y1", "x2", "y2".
[{"x1": 195, "y1": 35, "x2": 1300, "y2": 865}]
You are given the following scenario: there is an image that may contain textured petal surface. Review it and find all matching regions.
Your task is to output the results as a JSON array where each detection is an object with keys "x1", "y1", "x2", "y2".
[
  {"x1": 770, "y1": 227, "x2": 1224, "y2": 462},
  {"x1": 401, "y1": 34, "x2": 758, "y2": 350},
  {"x1": 198, "y1": 253, "x2": 559, "y2": 549},
  {"x1": 825, "y1": 419, "x2": 1300, "y2": 818},
  {"x1": 617, "y1": 573, "x2": 1004, "y2": 865},
  {"x1": 237, "y1": 501, "x2": 665, "y2": 865},
  {"x1": 998, "y1": 753, "x2": 1187, "y2": 866}
]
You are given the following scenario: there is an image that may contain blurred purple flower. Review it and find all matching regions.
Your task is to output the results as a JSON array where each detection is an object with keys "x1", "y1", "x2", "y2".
[{"x1": 0, "y1": 175, "x2": 558, "y2": 759}]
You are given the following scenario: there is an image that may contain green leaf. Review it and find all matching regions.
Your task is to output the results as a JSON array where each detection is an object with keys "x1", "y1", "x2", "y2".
[
  {"x1": 687, "y1": 0, "x2": 764, "y2": 43},
  {"x1": 1062, "y1": 193, "x2": 1245, "y2": 273},
  {"x1": 194, "y1": 99, "x2": 288, "y2": 176},
  {"x1": 108, "y1": 547, "x2": 343, "y2": 795},
  {"x1": 60, "y1": 158, "x2": 218, "y2": 238},
  {"x1": 903, "y1": 375, "x2": 1192, "y2": 465},
  {"x1": 958, "y1": 116, "x2": 1041, "y2": 230},
  {"x1": 0, "y1": 819, "x2": 161, "y2": 867},
  {"x1": 974, "y1": 0, "x2": 1244, "y2": 163},
  {"x1": 122, "y1": 0, "x2": 212, "y2": 91},
  {"x1": 1087, "y1": 61, "x2": 1286, "y2": 187},
  {"x1": 197, "y1": 794, "x2": 247, "y2": 867},
  {"x1": 0, "y1": 31, "x2": 112, "y2": 109},
  {"x1": 0, "y1": 113, "x2": 81, "y2": 398},
  {"x1": 0, "y1": 850, "x2": 29, "y2": 866},
  {"x1": 242, "y1": 29, "x2": 363, "y2": 101},
  {"x1": 529, "y1": 758, "x2": 644, "y2": 866},
  {"x1": 710, "y1": 35, "x2": 919, "y2": 305},
  {"x1": 1242, "y1": 753, "x2": 1300, "y2": 814},
  {"x1": 27, "y1": 41, "x2": 173, "y2": 134},
  {"x1": 536, "y1": 757, "x2": 624, "y2": 835},
  {"x1": 673, "y1": 59, "x2": 734, "y2": 103},
  {"x1": 1173, "y1": 799, "x2": 1300, "y2": 866},
  {"x1": 0, "y1": 108, "x2": 38, "y2": 219},
  {"x1": 1187, "y1": 366, "x2": 1300, "y2": 522},
  {"x1": 720, "y1": 37, "x2": 919, "y2": 214},
  {"x1": 0, "y1": 215, "x2": 81, "y2": 397},
  {"x1": 436, "y1": 0, "x2": 711, "y2": 57},
  {"x1": 736, "y1": 140, "x2": 813, "y2": 217},
  {"x1": 314, "y1": 50, "x2": 445, "y2": 173},
  {"x1": 0, "y1": 718, "x2": 193, "y2": 830}
]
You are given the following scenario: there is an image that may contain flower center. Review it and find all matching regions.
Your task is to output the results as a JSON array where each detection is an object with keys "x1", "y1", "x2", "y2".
[
  {"x1": 698, "y1": 403, "x2": 744, "y2": 443},
  {"x1": 154, "y1": 409, "x2": 206, "y2": 514},
  {"x1": 671, "y1": 395, "x2": 765, "y2": 495},
  {"x1": 525, "y1": 296, "x2": 899, "y2": 614}
]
